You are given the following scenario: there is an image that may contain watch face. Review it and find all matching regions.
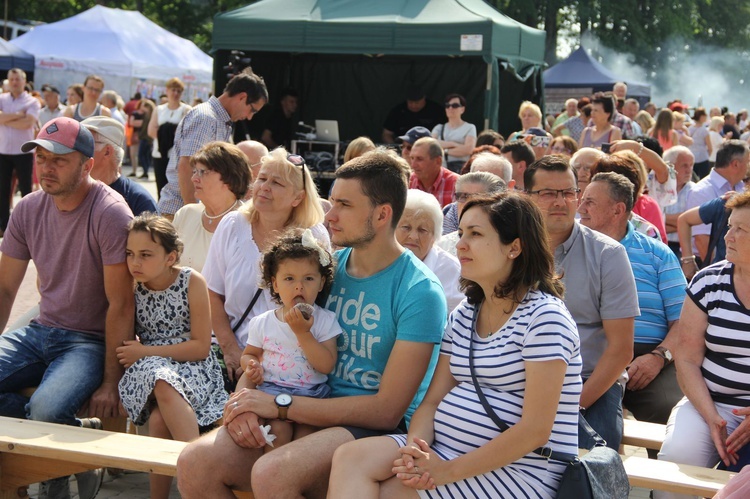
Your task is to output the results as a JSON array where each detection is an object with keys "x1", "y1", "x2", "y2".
[
  {"x1": 276, "y1": 393, "x2": 292, "y2": 407},
  {"x1": 664, "y1": 350, "x2": 673, "y2": 362}
]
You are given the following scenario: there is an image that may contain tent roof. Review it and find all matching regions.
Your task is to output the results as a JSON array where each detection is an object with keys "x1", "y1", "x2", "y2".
[
  {"x1": 0, "y1": 37, "x2": 34, "y2": 72},
  {"x1": 11, "y1": 5, "x2": 211, "y2": 80},
  {"x1": 544, "y1": 47, "x2": 650, "y2": 97},
  {"x1": 213, "y1": 0, "x2": 545, "y2": 69}
]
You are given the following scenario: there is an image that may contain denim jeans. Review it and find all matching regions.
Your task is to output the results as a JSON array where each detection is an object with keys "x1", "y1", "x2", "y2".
[
  {"x1": 579, "y1": 380, "x2": 624, "y2": 451},
  {"x1": 0, "y1": 322, "x2": 105, "y2": 425}
]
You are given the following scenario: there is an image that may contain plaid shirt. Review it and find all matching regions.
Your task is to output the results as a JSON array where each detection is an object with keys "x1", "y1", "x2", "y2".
[
  {"x1": 587, "y1": 111, "x2": 638, "y2": 140},
  {"x1": 157, "y1": 96, "x2": 232, "y2": 215},
  {"x1": 409, "y1": 168, "x2": 459, "y2": 208}
]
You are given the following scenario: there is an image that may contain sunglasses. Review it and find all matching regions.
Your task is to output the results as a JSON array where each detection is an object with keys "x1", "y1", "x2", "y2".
[
  {"x1": 445, "y1": 103, "x2": 463, "y2": 109},
  {"x1": 287, "y1": 154, "x2": 307, "y2": 192}
]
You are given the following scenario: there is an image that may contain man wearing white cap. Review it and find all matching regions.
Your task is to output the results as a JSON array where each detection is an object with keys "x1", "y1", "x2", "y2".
[
  {"x1": 82, "y1": 116, "x2": 156, "y2": 215},
  {"x1": 0, "y1": 116, "x2": 134, "y2": 496}
]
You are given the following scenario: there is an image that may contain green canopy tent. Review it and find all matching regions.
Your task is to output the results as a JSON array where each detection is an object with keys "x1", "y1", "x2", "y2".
[{"x1": 213, "y1": 0, "x2": 545, "y2": 141}]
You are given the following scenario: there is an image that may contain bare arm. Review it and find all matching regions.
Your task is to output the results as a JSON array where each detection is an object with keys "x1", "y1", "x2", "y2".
[
  {"x1": 147, "y1": 108, "x2": 159, "y2": 139},
  {"x1": 611, "y1": 140, "x2": 669, "y2": 184},
  {"x1": 261, "y1": 129, "x2": 279, "y2": 149},
  {"x1": 88, "y1": 262, "x2": 135, "y2": 419},
  {"x1": 382, "y1": 129, "x2": 396, "y2": 144},
  {"x1": 665, "y1": 213, "x2": 679, "y2": 234},
  {"x1": 580, "y1": 317, "x2": 634, "y2": 409},
  {"x1": 63, "y1": 106, "x2": 74, "y2": 119},
  {"x1": 401, "y1": 359, "x2": 569, "y2": 486},
  {"x1": 227, "y1": 339, "x2": 437, "y2": 430},
  {"x1": 4, "y1": 115, "x2": 37, "y2": 129},
  {"x1": 0, "y1": 254, "x2": 30, "y2": 332},
  {"x1": 177, "y1": 155, "x2": 196, "y2": 205},
  {"x1": 116, "y1": 271, "x2": 212, "y2": 366},
  {"x1": 442, "y1": 134, "x2": 477, "y2": 158},
  {"x1": 626, "y1": 320, "x2": 679, "y2": 391},
  {"x1": 405, "y1": 354, "x2": 458, "y2": 446},
  {"x1": 209, "y1": 289, "x2": 243, "y2": 382},
  {"x1": 0, "y1": 111, "x2": 25, "y2": 124},
  {"x1": 678, "y1": 128, "x2": 693, "y2": 146},
  {"x1": 674, "y1": 298, "x2": 735, "y2": 465}
]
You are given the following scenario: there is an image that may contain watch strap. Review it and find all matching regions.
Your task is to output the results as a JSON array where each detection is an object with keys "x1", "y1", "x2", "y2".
[{"x1": 278, "y1": 406, "x2": 289, "y2": 420}]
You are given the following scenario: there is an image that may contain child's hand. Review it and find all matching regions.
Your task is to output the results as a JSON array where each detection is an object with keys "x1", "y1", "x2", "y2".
[
  {"x1": 244, "y1": 358, "x2": 264, "y2": 385},
  {"x1": 285, "y1": 305, "x2": 314, "y2": 336},
  {"x1": 116, "y1": 340, "x2": 147, "y2": 368}
]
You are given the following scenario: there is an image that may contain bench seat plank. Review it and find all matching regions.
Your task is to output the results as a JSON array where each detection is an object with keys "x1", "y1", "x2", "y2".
[
  {"x1": 623, "y1": 456, "x2": 734, "y2": 496},
  {"x1": 622, "y1": 419, "x2": 667, "y2": 450},
  {"x1": 0, "y1": 416, "x2": 185, "y2": 477}
]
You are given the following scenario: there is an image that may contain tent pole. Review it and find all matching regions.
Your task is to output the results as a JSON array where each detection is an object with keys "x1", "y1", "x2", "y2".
[
  {"x1": 3, "y1": 0, "x2": 8, "y2": 41},
  {"x1": 485, "y1": 62, "x2": 492, "y2": 130}
]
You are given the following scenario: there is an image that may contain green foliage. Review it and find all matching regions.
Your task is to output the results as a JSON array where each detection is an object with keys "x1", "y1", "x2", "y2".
[
  {"x1": 6, "y1": 0, "x2": 254, "y2": 53},
  {"x1": 488, "y1": 0, "x2": 750, "y2": 69}
]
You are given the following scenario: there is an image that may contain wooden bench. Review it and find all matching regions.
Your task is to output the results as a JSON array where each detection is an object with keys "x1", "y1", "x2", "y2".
[
  {"x1": 623, "y1": 455, "x2": 735, "y2": 496},
  {"x1": 622, "y1": 418, "x2": 667, "y2": 450},
  {"x1": 0, "y1": 416, "x2": 252, "y2": 499}
]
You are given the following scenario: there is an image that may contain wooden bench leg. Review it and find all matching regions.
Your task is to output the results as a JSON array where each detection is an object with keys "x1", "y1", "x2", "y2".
[{"x1": 0, "y1": 453, "x2": 96, "y2": 495}]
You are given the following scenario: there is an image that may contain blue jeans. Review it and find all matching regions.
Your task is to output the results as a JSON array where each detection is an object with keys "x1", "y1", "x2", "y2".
[
  {"x1": 579, "y1": 380, "x2": 623, "y2": 450},
  {"x1": 0, "y1": 322, "x2": 105, "y2": 425}
]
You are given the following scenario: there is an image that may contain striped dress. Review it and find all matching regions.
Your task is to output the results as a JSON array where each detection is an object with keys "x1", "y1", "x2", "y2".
[
  {"x1": 390, "y1": 290, "x2": 582, "y2": 498},
  {"x1": 689, "y1": 261, "x2": 750, "y2": 407}
]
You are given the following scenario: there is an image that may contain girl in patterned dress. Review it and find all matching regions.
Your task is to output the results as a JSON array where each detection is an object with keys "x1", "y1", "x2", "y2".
[
  {"x1": 235, "y1": 228, "x2": 341, "y2": 452},
  {"x1": 116, "y1": 213, "x2": 227, "y2": 499}
]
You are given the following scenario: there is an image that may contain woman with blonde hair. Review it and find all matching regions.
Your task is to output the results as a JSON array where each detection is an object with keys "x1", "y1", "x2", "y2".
[
  {"x1": 202, "y1": 147, "x2": 328, "y2": 391},
  {"x1": 635, "y1": 110, "x2": 655, "y2": 135},
  {"x1": 343, "y1": 136, "x2": 376, "y2": 163},
  {"x1": 509, "y1": 101, "x2": 543, "y2": 141}
]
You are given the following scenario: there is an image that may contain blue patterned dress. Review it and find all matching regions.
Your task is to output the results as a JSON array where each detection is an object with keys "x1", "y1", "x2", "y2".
[{"x1": 118, "y1": 267, "x2": 227, "y2": 425}]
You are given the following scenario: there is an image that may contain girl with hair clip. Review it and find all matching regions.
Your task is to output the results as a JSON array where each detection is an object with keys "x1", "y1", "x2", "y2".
[{"x1": 234, "y1": 228, "x2": 342, "y2": 452}]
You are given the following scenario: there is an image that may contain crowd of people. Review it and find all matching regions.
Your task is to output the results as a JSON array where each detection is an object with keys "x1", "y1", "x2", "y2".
[{"x1": 1, "y1": 67, "x2": 750, "y2": 499}]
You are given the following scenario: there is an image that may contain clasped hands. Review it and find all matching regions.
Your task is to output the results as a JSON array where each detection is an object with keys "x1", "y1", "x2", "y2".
[{"x1": 392, "y1": 438, "x2": 446, "y2": 490}]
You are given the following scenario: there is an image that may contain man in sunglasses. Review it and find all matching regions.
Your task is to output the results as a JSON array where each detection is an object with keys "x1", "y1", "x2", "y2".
[
  {"x1": 525, "y1": 155, "x2": 638, "y2": 452},
  {"x1": 157, "y1": 68, "x2": 268, "y2": 220}
]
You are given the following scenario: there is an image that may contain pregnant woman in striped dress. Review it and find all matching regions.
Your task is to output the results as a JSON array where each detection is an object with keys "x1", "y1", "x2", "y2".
[{"x1": 328, "y1": 192, "x2": 582, "y2": 498}]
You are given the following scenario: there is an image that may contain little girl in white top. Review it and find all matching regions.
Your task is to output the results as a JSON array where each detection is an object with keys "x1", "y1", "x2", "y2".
[{"x1": 238, "y1": 228, "x2": 341, "y2": 451}]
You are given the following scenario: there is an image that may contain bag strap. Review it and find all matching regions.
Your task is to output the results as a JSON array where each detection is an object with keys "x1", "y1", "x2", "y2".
[
  {"x1": 468, "y1": 303, "x2": 580, "y2": 463},
  {"x1": 232, "y1": 288, "x2": 263, "y2": 334}
]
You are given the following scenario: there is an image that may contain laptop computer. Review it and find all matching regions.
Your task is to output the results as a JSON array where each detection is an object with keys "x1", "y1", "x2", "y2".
[{"x1": 315, "y1": 120, "x2": 340, "y2": 142}]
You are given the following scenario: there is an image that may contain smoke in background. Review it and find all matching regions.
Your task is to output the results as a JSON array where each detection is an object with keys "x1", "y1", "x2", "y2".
[{"x1": 580, "y1": 32, "x2": 750, "y2": 113}]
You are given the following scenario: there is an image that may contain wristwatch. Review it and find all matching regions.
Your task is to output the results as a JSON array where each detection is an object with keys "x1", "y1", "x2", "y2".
[
  {"x1": 650, "y1": 346, "x2": 673, "y2": 367},
  {"x1": 274, "y1": 393, "x2": 293, "y2": 420}
]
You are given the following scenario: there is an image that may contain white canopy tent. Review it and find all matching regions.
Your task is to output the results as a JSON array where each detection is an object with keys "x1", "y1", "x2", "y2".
[{"x1": 11, "y1": 5, "x2": 212, "y2": 102}]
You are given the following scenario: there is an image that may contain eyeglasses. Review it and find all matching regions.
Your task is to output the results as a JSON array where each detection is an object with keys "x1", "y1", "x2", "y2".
[
  {"x1": 445, "y1": 103, "x2": 463, "y2": 109},
  {"x1": 453, "y1": 191, "x2": 478, "y2": 202},
  {"x1": 402, "y1": 143, "x2": 413, "y2": 152},
  {"x1": 287, "y1": 154, "x2": 307, "y2": 192},
  {"x1": 551, "y1": 145, "x2": 570, "y2": 154},
  {"x1": 85, "y1": 86, "x2": 103, "y2": 94},
  {"x1": 248, "y1": 101, "x2": 260, "y2": 115},
  {"x1": 191, "y1": 168, "x2": 213, "y2": 178},
  {"x1": 527, "y1": 188, "x2": 580, "y2": 202}
]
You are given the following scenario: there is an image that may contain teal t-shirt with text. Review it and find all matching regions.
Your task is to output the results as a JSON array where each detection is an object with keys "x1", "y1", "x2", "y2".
[{"x1": 325, "y1": 248, "x2": 447, "y2": 424}]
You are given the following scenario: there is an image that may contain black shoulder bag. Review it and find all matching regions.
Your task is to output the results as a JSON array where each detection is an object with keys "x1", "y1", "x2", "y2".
[{"x1": 468, "y1": 304, "x2": 629, "y2": 499}]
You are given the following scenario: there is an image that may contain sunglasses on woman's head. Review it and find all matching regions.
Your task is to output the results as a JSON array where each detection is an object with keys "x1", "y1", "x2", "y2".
[{"x1": 287, "y1": 154, "x2": 307, "y2": 192}]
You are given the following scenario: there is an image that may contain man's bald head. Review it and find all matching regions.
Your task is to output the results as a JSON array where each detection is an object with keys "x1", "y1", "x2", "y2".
[{"x1": 236, "y1": 140, "x2": 269, "y2": 179}]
